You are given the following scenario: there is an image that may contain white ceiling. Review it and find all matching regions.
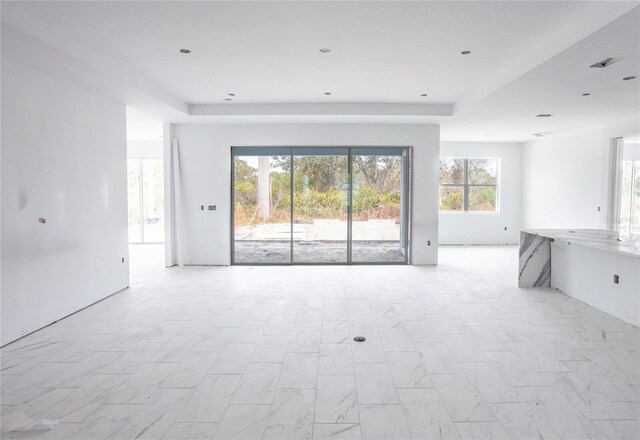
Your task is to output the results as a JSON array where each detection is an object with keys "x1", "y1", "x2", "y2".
[
  {"x1": 1, "y1": 1, "x2": 639, "y2": 142},
  {"x1": 444, "y1": 5, "x2": 640, "y2": 141}
]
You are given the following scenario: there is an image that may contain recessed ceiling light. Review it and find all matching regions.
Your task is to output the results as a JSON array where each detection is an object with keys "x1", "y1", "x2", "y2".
[
  {"x1": 623, "y1": 76, "x2": 636, "y2": 81},
  {"x1": 536, "y1": 114, "x2": 552, "y2": 118},
  {"x1": 319, "y1": 48, "x2": 331, "y2": 53},
  {"x1": 179, "y1": 48, "x2": 191, "y2": 54},
  {"x1": 324, "y1": 92, "x2": 332, "y2": 95},
  {"x1": 461, "y1": 50, "x2": 471, "y2": 55},
  {"x1": 590, "y1": 57, "x2": 622, "y2": 68},
  {"x1": 582, "y1": 93, "x2": 591, "y2": 96},
  {"x1": 420, "y1": 93, "x2": 428, "y2": 97},
  {"x1": 228, "y1": 93, "x2": 236, "y2": 96}
]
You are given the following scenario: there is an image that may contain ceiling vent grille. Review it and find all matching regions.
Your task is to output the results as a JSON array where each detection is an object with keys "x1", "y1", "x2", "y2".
[{"x1": 590, "y1": 57, "x2": 622, "y2": 68}]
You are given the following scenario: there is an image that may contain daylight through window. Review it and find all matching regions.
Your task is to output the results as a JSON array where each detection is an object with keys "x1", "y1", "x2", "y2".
[{"x1": 439, "y1": 158, "x2": 498, "y2": 212}]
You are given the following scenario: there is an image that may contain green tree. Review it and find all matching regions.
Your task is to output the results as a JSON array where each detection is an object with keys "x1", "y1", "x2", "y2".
[
  {"x1": 234, "y1": 159, "x2": 257, "y2": 205},
  {"x1": 440, "y1": 159, "x2": 464, "y2": 184},
  {"x1": 234, "y1": 158, "x2": 257, "y2": 183},
  {"x1": 440, "y1": 188, "x2": 463, "y2": 211},
  {"x1": 353, "y1": 156, "x2": 400, "y2": 191}
]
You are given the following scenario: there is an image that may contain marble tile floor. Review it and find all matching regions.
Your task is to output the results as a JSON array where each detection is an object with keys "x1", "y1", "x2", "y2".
[{"x1": 1, "y1": 245, "x2": 639, "y2": 439}]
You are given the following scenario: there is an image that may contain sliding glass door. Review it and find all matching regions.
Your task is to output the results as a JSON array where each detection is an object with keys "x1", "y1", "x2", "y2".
[
  {"x1": 620, "y1": 159, "x2": 640, "y2": 235},
  {"x1": 232, "y1": 147, "x2": 409, "y2": 264},
  {"x1": 127, "y1": 158, "x2": 165, "y2": 243},
  {"x1": 233, "y1": 148, "x2": 291, "y2": 263},
  {"x1": 292, "y1": 148, "x2": 349, "y2": 263},
  {"x1": 351, "y1": 149, "x2": 407, "y2": 263}
]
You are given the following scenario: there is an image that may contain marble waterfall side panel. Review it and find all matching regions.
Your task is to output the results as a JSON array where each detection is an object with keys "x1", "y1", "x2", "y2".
[{"x1": 519, "y1": 232, "x2": 551, "y2": 287}]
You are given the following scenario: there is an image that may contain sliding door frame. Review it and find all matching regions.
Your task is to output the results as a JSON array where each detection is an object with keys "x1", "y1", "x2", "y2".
[{"x1": 230, "y1": 146, "x2": 412, "y2": 265}]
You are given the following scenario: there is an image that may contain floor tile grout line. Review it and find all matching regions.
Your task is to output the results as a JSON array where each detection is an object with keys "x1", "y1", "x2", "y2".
[{"x1": 310, "y1": 301, "x2": 325, "y2": 440}]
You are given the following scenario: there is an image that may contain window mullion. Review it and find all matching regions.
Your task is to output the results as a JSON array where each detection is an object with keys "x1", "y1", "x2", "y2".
[{"x1": 463, "y1": 159, "x2": 469, "y2": 211}]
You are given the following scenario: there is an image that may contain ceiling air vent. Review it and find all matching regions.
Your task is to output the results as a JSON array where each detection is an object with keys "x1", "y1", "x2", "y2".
[
  {"x1": 533, "y1": 132, "x2": 555, "y2": 138},
  {"x1": 590, "y1": 57, "x2": 622, "y2": 68}
]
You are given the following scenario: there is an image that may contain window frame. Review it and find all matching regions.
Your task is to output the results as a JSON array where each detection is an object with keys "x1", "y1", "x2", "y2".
[{"x1": 439, "y1": 157, "x2": 500, "y2": 214}]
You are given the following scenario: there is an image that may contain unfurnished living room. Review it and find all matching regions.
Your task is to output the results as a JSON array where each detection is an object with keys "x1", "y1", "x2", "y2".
[{"x1": 1, "y1": 1, "x2": 640, "y2": 439}]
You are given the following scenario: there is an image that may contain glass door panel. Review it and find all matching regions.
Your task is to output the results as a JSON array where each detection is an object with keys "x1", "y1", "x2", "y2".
[
  {"x1": 292, "y1": 148, "x2": 349, "y2": 263},
  {"x1": 142, "y1": 158, "x2": 165, "y2": 242},
  {"x1": 351, "y1": 148, "x2": 406, "y2": 263},
  {"x1": 231, "y1": 147, "x2": 409, "y2": 265},
  {"x1": 233, "y1": 148, "x2": 291, "y2": 263},
  {"x1": 127, "y1": 158, "x2": 142, "y2": 243}
]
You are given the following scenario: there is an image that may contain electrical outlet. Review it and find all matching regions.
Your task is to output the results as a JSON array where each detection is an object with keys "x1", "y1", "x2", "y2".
[
  {"x1": 208, "y1": 205, "x2": 216, "y2": 211},
  {"x1": 122, "y1": 257, "x2": 125, "y2": 263},
  {"x1": 613, "y1": 274, "x2": 619, "y2": 284}
]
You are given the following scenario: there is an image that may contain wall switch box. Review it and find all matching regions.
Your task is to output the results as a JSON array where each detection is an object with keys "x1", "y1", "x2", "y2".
[
  {"x1": 200, "y1": 205, "x2": 204, "y2": 210},
  {"x1": 208, "y1": 205, "x2": 216, "y2": 211}
]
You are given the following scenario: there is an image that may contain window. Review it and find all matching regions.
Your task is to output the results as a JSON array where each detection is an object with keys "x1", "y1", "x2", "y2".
[
  {"x1": 439, "y1": 158, "x2": 498, "y2": 212},
  {"x1": 617, "y1": 135, "x2": 639, "y2": 235},
  {"x1": 620, "y1": 159, "x2": 639, "y2": 235}
]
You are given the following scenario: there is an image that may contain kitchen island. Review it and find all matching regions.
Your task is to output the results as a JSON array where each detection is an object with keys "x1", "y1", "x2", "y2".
[{"x1": 519, "y1": 229, "x2": 640, "y2": 326}]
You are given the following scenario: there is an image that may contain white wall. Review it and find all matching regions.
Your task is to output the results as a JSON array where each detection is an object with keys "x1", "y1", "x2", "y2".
[
  {"x1": 551, "y1": 240, "x2": 640, "y2": 327},
  {"x1": 170, "y1": 124, "x2": 440, "y2": 265},
  {"x1": 1, "y1": 53, "x2": 129, "y2": 345},
  {"x1": 521, "y1": 116, "x2": 640, "y2": 230},
  {"x1": 127, "y1": 140, "x2": 163, "y2": 158},
  {"x1": 623, "y1": 139, "x2": 640, "y2": 160},
  {"x1": 439, "y1": 142, "x2": 522, "y2": 245}
]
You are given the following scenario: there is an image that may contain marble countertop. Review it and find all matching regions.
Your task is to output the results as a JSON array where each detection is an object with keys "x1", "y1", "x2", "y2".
[{"x1": 523, "y1": 229, "x2": 640, "y2": 258}]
